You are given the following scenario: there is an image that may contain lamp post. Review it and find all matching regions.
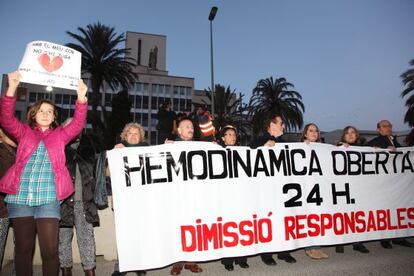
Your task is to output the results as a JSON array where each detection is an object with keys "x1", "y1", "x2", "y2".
[{"x1": 208, "y1": 6, "x2": 218, "y2": 116}]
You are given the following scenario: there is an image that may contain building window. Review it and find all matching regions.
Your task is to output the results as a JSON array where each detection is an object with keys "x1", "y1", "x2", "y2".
[
  {"x1": 135, "y1": 95, "x2": 142, "y2": 109},
  {"x1": 186, "y1": 99, "x2": 192, "y2": 111},
  {"x1": 142, "y1": 96, "x2": 149, "y2": 109},
  {"x1": 151, "y1": 84, "x2": 157, "y2": 95},
  {"x1": 165, "y1": 85, "x2": 171, "y2": 97},
  {"x1": 55, "y1": 94, "x2": 62, "y2": 104},
  {"x1": 173, "y1": 98, "x2": 179, "y2": 112},
  {"x1": 160, "y1": 84, "x2": 164, "y2": 95},
  {"x1": 158, "y1": 97, "x2": 164, "y2": 107},
  {"x1": 63, "y1": 95, "x2": 70, "y2": 105},
  {"x1": 179, "y1": 98, "x2": 186, "y2": 111},
  {"x1": 143, "y1": 83, "x2": 149, "y2": 92},
  {"x1": 129, "y1": 95, "x2": 135, "y2": 108},
  {"x1": 137, "y1": 39, "x2": 141, "y2": 66},
  {"x1": 61, "y1": 108, "x2": 70, "y2": 121},
  {"x1": 70, "y1": 95, "x2": 77, "y2": 105},
  {"x1": 135, "y1": 112, "x2": 142, "y2": 123},
  {"x1": 142, "y1": 113, "x2": 148, "y2": 126},
  {"x1": 29, "y1": 92, "x2": 37, "y2": 103},
  {"x1": 151, "y1": 96, "x2": 158, "y2": 109},
  {"x1": 16, "y1": 87, "x2": 27, "y2": 101}
]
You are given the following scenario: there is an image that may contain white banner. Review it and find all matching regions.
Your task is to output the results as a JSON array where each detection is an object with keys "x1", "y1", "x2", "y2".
[
  {"x1": 107, "y1": 142, "x2": 414, "y2": 271},
  {"x1": 18, "y1": 41, "x2": 81, "y2": 90}
]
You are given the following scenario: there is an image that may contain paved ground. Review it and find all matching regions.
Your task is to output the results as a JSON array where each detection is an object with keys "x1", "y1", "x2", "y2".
[{"x1": 2, "y1": 239, "x2": 414, "y2": 275}]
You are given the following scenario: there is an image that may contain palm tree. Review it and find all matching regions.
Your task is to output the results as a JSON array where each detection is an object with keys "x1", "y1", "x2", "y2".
[
  {"x1": 248, "y1": 76, "x2": 305, "y2": 134},
  {"x1": 66, "y1": 22, "x2": 137, "y2": 115},
  {"x1": 401, "y1": 59, "x2": 414, "y2": 127},
  {"x1": 204, "y1": 84, "x2": 243, "y2": 129}
]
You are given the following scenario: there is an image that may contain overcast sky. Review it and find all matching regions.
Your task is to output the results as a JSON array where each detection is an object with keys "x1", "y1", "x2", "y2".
[{"x1": 1, "y1": 0, "x2": 413, "y2": 131}]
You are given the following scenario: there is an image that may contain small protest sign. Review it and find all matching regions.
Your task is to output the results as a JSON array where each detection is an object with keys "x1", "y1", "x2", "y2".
[{"x1": 18, "y1": 41, "x2": 81, "y2": 90}]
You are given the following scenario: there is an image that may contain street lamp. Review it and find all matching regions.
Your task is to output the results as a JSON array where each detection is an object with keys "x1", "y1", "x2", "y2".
[{"x1": 208, "y1": 6, "x2": 218, "y2": 116}]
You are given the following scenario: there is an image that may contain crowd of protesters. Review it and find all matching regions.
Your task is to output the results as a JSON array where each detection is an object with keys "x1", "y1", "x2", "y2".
[{"x1": 0, "y1": 71, "x2": 413, "y2": 276}]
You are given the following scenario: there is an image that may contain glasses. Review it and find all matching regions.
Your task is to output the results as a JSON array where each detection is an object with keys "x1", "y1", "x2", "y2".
[{"x1": 380, "y1": 124, "x2": 392, "y2": 128}]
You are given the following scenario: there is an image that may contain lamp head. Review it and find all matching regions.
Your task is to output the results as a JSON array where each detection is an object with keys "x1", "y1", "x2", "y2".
[{"x1": 209, "y1": 6, "x2": 218, "y2": 21}]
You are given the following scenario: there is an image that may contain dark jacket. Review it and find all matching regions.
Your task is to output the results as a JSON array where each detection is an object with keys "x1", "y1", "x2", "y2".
[
  {"x1": 60, "y1": 137, "x2": 99, "y2": 227},
  {"x1": 367, "y1": 135, "x2": 401, "y2": 149},
  {"x1": 122, "y1": 141, "x2": 149, "y2": 147},
  {"x1": 0, "y1": 142, "x2": 16, "y2": 218},
  {"x1": 175, "y1": 136, "x2": 193, "y2": 142},
  {"x1": 337, "y1": 140, "x2": 365, "y2": 147},
  {"x1": 249, "y1": 132, "x2": 284, "y2": 149},
  {"x1": 157, "y1": 108, "x2": 176, "y2": 133}
]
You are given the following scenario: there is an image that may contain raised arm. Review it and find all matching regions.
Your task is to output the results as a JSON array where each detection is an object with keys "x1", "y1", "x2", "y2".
[
  {"x1": 0, "y1": 71, "x2": 26, "y2": 141},
  {"x1": 6, "y1": 71, "x2": 20, "y2": 97},
  {"x1": 62, "y1": 79, "x2": 88, "y2": 144}
]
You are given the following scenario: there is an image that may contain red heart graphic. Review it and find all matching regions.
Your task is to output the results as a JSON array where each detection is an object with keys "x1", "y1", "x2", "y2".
[{"x1": 38, "y1": 53, "x2": 64, "y2": 72}]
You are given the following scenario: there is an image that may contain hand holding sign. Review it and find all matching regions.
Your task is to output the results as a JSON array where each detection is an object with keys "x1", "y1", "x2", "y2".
[
  {"x1": 6, "y1": 71, "x2": 21, "y2": 97},
  {"x1": 76, "y1": 79, "x2": 88, "y2": 103}
]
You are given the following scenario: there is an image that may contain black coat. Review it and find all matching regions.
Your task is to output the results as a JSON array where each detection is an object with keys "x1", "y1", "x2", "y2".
[
  {"x1": 157, "y1": 108, "x2": 176, "y2": 133},
  {"x1": 60, "y1": 138, "x2": 99, "y2": 227},
  {"x1": 0, "y1": 142, "x2": 16, "y2": 218},
  {"x1": 367, "y1": 135, "x2": 401, "y2": 149},
  {"x1": 249, "y1": 132, "x2": 285, "y2": 149}
]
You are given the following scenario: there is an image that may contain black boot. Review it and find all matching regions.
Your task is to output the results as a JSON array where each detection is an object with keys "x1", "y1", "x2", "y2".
[
  {"x1": 353, "y1": 243, "x2": 369, "y2": 253},
  {"x1": 335, "y1": 245, "x2": 344, "y2": 253},
  {"x1": 392, "y1": 238, "x2": 414, "y2": 247},
  {"x1": 380, "y1": 240, "x2": 392, "y2": 249},
  {"x1": 277, "y1": 252, "x2": 296, "y2": 263}
]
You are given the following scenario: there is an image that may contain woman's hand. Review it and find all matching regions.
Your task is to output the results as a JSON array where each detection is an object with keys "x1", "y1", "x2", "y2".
[
  {"x1": 114, "y1": 143, "x2": 125, "y2": 149},
  {"x1": 387, "y1": 146, "x2": 396, "y2": 152},
  {"x1": 264, "y1": 140, "x2": 276, "y2": 147},
  {"x1": 76, "y1": 79, "x2": 88, "y2": 103},
  {"x1": 6, "y1": 71, "x2": 21, "y2": 97}
]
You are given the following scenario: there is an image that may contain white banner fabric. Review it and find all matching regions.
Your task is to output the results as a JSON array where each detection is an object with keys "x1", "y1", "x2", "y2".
[
  {"x1": 18, "y1": 41, "x2": 81, "y2": 90},
  {"x1": 107, "y1": 142, "x2": 414, "y2": 271}
]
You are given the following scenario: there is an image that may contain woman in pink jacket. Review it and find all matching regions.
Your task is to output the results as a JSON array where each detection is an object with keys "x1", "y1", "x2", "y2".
[{"x1": 0, "y1": 71, "x2": 88, "y2": 276}]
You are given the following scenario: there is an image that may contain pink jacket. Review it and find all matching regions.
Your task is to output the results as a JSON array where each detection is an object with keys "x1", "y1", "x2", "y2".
[{"x1": 0, "y1": 95, "x2": 87, "y2": 201}]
